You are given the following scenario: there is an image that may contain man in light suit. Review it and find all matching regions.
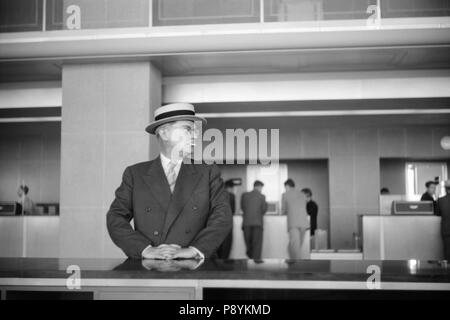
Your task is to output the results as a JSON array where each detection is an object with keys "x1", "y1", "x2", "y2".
[
  {"x1": 282, "y1": 179, "x2": 308, "y2": 259},
  {"x1": 437, "y1": 180, "x2": 450, "y2": 260},
  {"x1": 241, "y1": 180, "x2": 267, "y2": 260},
  {"x1": 107, "y1": 103, "x2": 232, "y2": 260}
]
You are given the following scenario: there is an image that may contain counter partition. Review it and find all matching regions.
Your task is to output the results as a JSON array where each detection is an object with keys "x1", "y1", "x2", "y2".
[{"x1": 0, "y1": 258, "x2": 449, "y2": 300}]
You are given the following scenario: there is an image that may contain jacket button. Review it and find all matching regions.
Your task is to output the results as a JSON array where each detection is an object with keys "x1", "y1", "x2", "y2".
[
  {"x1": 192, "y1": 206, "x2": 198, "y2": 211},
  {"x1": 146, "y1": 207, "x2": 151, "y2": 213},
  {"x1": 153, "y1": 230, "x2": 159, "y2": 236},
  {"x1": 185, "y1": 229, "x2": 191, "y2": 234}
]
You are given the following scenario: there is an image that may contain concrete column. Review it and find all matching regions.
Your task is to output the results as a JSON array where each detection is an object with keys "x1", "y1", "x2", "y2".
[
  {"x1": 59, "y1": 61, "x2": 161, "y2": 258},
  {"x1": 328, "y1": 129, "x2": 381, "y2": 249}
]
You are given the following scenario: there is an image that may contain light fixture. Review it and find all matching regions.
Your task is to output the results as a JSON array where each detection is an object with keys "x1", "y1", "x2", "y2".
[{"x1": 441, "y1": 136, "x2": 450, "y2": 150}]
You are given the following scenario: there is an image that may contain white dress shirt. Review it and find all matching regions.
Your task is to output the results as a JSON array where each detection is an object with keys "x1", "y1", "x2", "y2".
[
  {"x1": 141, "y1": 153, "x2": 204, "y2": 260},
  {"x1": 160, "y1": 152, "x2": 182, "y2": 183}
]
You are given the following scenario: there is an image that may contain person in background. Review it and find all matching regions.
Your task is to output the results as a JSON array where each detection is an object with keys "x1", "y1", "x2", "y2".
[
  {"x1": 217, "y1": 180, "x2": 236, "y2": 259},
  {"x1": 17, "y1": 185, "x2": 35, "y2": 215},
  {"x1": 241, "y1": 180, "x2": 267, "y2": 261},
  {"x1": 301, "y1": 188, "x2": 318, "y2": 237},
  {"x1": 421, "y1": 181, "x2": 438, "y2": 214},
  {"x1": 437, "y1": 180, "x2": 450, "y2": 260},
  {"x1": 282, "y1": 179, "x2": 308, "y2": 259},
  {"x1": 380, "y1": 187, "x2": 390, "y2": 195}
]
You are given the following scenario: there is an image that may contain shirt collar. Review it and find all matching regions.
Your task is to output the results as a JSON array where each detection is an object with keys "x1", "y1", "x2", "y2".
[{"x1": 160, "y1": 152, "x2": 182, "y2": 166}]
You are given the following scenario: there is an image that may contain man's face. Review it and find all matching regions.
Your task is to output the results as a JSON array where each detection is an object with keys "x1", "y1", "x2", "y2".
[
  {"x1": 17, "y1": 188, "x2": 23, "y2": 197},
  {"x1": 161, "y1": 120, "x2": 198, "y2": 158},
  {"x1": 427, "y1": 184, "x2": 436, "y2": 195}
]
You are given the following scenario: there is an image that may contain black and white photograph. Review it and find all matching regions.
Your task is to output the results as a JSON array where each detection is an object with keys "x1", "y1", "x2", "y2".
[{"x1": 0, "y1": 0, "x2": 450, "y2": 308}]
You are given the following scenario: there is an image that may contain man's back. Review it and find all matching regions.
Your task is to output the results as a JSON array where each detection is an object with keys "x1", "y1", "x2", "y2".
[
  {"x1": 438, "y1": 194, "x2": 450, "y2": 237},
  {"x1": 421, "y1": 192, "x2": 434, "y2": 201},
  {"x1": 241, "y1": 190, "x2": 267, "y2": 226},
  {"x1": 282, "y1": 189, "x2": 308, "y2": 229},
  {"x1": 22, "y1": 196, "x2": 35, "y2": 215}
]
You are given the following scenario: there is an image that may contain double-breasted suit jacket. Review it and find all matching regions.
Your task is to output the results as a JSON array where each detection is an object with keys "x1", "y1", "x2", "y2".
[{"x1": 106, "y1": 157, "x2": 232, "y2": 259}]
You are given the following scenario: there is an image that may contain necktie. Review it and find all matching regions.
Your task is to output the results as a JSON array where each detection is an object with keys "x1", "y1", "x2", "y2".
[{"x1": 166, "y1": 161, "x2": 178, "y2": 193}]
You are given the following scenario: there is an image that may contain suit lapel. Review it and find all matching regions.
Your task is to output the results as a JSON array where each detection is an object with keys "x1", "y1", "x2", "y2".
[
  {"x1": 161, "y1": 160, "x2": 204, "y2": 240},
  {"x1": 142, "y1": 156, "x2": 172, "y2": 213}
]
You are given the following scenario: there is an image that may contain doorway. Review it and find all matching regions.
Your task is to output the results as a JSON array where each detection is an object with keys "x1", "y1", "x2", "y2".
[{"x1": 406, "y1": 161, "x2": 448, "y2": 199}]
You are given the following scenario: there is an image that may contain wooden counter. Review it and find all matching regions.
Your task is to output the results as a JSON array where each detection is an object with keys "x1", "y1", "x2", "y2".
[
  {"x1": 362, "y1": 215, "x2": 443, "y2": 260},
  {"x1": 0, "y1": 258, "x2": 449, "y2": 300},
  {"x1": 0, "y1": 217, "x2": 59, "y2": 257}
]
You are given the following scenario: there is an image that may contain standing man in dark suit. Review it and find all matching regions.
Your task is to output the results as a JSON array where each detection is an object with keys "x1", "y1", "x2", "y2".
[
  {"x1": 437, "y1": 180, "x2": 450, "y2": 260},
  {"x1": 217, "y1": 180, "x2": 236, "y2": 259},
  {"x1": 421, "y1": 181, "x2": 438, "y2": 214},
  {"x1": 241, "y1": 180, "x2": 267, "y2": 260},
  {"x1": 301, "y1": 188, "x2": 318, "y2": 237},
  {"x1": 107, "y1": 103, "x2": 232, "y2": 260}
]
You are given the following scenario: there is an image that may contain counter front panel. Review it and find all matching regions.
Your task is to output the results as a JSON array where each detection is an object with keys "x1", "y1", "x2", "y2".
[{"x1": 0, "y1": 258, "x2": 449, "y2": 299}]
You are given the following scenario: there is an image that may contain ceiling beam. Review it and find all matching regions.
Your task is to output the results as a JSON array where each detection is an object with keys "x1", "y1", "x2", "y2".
[
  {"x1": 0, "y1": 81, "x2": 61, "y2": 108},
  {"x1": 1, "y1": 17, "x2": 449, "y2": 61},
  {"x1": 163, "y1": 69, "x2": 450, "y2": 103}
]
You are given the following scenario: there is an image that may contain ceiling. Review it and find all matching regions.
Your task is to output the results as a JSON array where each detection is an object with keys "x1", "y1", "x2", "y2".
[
  {"x1": 1, "y1": 45, "x2": 450, "y2": 82},
  {"x1": 157, "y1": 46, "x2": 450, "y2": 76},
  {"x1": 1, "y1": 45, "x2": 448, "y2": 127}
]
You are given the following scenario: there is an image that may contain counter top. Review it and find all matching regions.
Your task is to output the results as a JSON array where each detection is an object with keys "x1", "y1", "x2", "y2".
[{"x1": 0, "y1": 258, "x2": 449, "y2": 285}]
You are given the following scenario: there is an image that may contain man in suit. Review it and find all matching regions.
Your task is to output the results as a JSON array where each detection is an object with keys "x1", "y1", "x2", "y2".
[
  {"x1": 17, "y1": 185, "x2": 36, "y2": 215},
  {"x1": 282, "y1": 179, "x2": 308, "y2": 259},
  {"x1": 437, "y1": 180, "x2": 450, "y2": 260},
  {"x1": 107, "y1": 103, "x2": 232, "y2": 260},
  {"x1": 421, "y1": 180, "x2": 438, "y2": 214},
  {"x1": 217, "y1": 179, "x2": 236, "y2": 259},
  {"x1": 241, "y1": 180, "x2": 267, "y2": 260},
  {"x1": 301, "y1": 188, "x2": 318, "y2": 237}
]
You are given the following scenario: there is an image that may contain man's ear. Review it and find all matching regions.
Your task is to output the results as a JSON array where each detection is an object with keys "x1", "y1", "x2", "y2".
[{"x1": 158, "y1": 127, "x2": 169, "y2": 141}]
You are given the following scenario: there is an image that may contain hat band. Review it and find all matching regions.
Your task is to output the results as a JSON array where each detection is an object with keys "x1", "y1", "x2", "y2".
[{"x1": 154, "y1": 109, "x2": 195, "y2": 121}]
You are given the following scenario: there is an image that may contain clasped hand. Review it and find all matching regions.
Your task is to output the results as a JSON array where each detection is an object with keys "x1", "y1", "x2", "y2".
[{"x1": 142, "y1": 244, "x2": 198, "y2": 260}]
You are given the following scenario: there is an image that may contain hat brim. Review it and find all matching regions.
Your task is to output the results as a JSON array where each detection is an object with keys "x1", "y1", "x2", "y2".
[{"x1": 145, "y1": 115, "x2": 207, "y2": 134}]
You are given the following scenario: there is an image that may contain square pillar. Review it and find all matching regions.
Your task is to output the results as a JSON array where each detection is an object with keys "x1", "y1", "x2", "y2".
[
  {"x1": 328, "y1": 129, "x2": 380, "y2": 249},
  {"x1": 59, "y1": 61, "x2": 161, "y2": 258}
]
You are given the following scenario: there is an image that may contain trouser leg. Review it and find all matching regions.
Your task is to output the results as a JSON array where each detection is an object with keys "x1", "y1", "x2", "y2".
[
  {"x1": 252, "y1": 226, "x2": 263, "y2": 260},
  {"x1": 444, "y1": 236, "x2": 450, "y2": 261},
  {"x1": 288, "y1": 228, "x2": 302, "y2": 259},
  {"x1": 243, "y1": 226, "x2": 253, "y2": 259}
]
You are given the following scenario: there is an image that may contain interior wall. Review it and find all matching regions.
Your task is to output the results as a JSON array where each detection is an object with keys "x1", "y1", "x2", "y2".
[
  {"x1": 380, "y1": 158, "x2": 450, "y2": 195},
  {"x1": 380, "y1": 159, "x2": 406, "y2": 195},
  {"x1": 2, "y1": 116, "x2": 448, "y2": 253},
  {"x1": 0, "y1": 122, "x2": 60, "y2": 203},
  {"x1": 207, "y1": 117, "x2": 450, "y2": 249}
]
